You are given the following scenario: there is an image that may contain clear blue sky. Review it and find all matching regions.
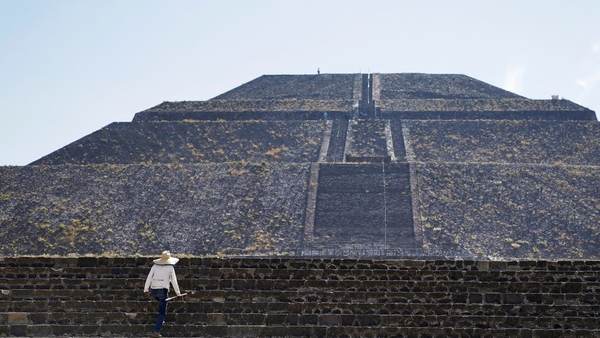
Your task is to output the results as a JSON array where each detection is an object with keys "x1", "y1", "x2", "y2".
[{"x1": 1, "y1": 0, "x2": 599, "y2": 165}]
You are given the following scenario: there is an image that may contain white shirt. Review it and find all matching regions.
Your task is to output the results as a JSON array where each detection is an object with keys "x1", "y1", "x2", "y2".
[{"x1": 144, "y1": 264, "x2": 181, "y2": 295}]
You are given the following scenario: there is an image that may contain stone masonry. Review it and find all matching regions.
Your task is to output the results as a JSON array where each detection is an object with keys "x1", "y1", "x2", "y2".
[
  {"x1": 0, "y1": 72, "x2": 598, "y2": 258},
  {"x1": 1, "y1": 72, "x2": 600, "y2": 337},
  {"x1": 1, "y1": 257, "x2": 599, "y2": 337}
]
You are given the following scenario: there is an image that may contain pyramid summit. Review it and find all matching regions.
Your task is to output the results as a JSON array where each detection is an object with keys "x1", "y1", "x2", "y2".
[{"x1": 1, "y1": 73, "x2": 599, "y2": 258}]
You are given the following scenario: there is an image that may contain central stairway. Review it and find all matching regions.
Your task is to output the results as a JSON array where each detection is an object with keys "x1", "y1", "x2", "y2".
[
  {"x1": 1, "y1": 257, "x2": 599, "y2": 337},
  {"x1": 311, "y1": 163, "x2": 416, "y2": 254}
]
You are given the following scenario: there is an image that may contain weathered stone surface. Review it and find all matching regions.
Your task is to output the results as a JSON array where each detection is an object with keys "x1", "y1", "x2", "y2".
[
  {"x1": 415, "y1": 163, "x2": 600, "y2": 259},
  {"x1": 325, "y1": 119, "x2": 348, "y2": 162},
  {"x1": 144, "y1": 99, "x2": 353, "y2": 113},
  {"x1": 0, "y1": 163, "x2": 310, "y2": 256},
  {"x1": 312, "y1": 163, "x2": 415, "y2": 250},
  {"x1": 376, "y1": 73, "x2": 522, "y2": 99},
  {"x1": 31, "y1": 121, "x2": 326, "y2": 165},
  {"x1": 213, "y1": 74, "x2": 360, "y2": 100},
  {"x1": 1, "y1": 72, "x2": 599, "y2": 261},
  {"x1": 345, "y1": 120, "x2": 389, "y2": 162},
  {"x1": 0, "y1": 257, "x2": 600, "y2": 336},
  {"x1": 389, "y1": 120, "x2": 408, "y2": 161},
  {"x1": 404, "y1": 120, "x2": 600, "y2": 165},
  {"x1": 378, "y1": 98, "x2": 591, "y2": 112},
  {"x1": 142, "y1": 99, "x2": 355, "y2": 113},
  {"x1": 5, "y1": 312, "x2": 28, "y2": 324},
  {"x1": 134, "y1": 99, "x2": 355, "y2": 121},
  {"x1": 381, "y1": 108, "x2": 596, "y2": 121}
]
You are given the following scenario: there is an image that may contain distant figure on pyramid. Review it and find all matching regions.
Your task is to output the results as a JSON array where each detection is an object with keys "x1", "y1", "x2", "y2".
[
  {"x1": 144, "y1": 251, "x2": 182, "y2": 337},
  {"x1": 317, "y1": 67, "x2": 320, "y2": 75}
]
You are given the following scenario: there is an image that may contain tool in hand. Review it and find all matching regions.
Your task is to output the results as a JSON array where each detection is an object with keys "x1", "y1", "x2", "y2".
[{"x1": 165, "y1": 292, "x2": 188, "y2": 301}]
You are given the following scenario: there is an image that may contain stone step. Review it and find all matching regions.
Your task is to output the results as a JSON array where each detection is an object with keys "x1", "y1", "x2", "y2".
[
  {"x1": 2, "y1": 278, "x2": 597, "y2": 293},
  {"x1": 10, "y1": 274, "x2": 595, "y2": 285},
  {"x1": 302, "y1": 241, "x2": 419, "y2": 252},
  {"x1": 2, "y1": 258, "x2": 598, "y2": 271},
  {"x1": 318, "y1": 163, "x2": 410, "y2": 174},
  {"x1": 1, "y1": 258, "x2": 600, "y2": 337},
  {"x1": 317, "y1": 175, "x2": 410, "y2": 192},
  {"x1": 314, "y1": 162, "x2": 415, "y2": 249},
  {"x1": 325, "y1": 119, "x2": 349, "y2": 163},
  {"x1": 316, "y1": 192, "x2": 411, "y2": 211},
  {"x1": 345, "y1": 120, "x2": 388, "y2": 162},
  {"x1": 3, "y1": 267, "x2": 599, "y2": 282},
  {"x1": 0, "y1": 324, "x2": 598, "y2": 337},
  {"x1": 315, "y1": 208, "x2": 413, "y2": 219},
  {"x1": 8, "y1": 265, "x2": 600, "y2": 275},
  {"x1": 2, "y1": 301, "x2": 599, "y2": 317},
  {"x1": 390, "y1": 120, "x2": 407, "y2": 160},
  {"x1": 310, "y1": 233, "x2": 416, "y2": 243},
  {"x1": 2, "y1": 289, "x2": 597, "y2": 305},
  {"x1": 2, "y1": 312, "x2": 600, "y2": 329},
  {"x1": 314, "y1": 223, "x2": 414, "y2": 237},
  {"x1": 299, "y1": 245, "x2": 422, "y2": 257}
]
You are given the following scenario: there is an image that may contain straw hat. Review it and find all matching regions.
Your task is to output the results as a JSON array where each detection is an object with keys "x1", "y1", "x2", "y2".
[{"x1": 153, "y1": 250, "x2": 179, "y2": 265}]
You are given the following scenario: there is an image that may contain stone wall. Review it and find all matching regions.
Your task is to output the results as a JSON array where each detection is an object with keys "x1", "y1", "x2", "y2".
[
  {"x1": 378, "y1": 98, "x2": 595, "y2": 121},
  {"x1": 142, "y1": 100, "x2": 355, "y2": 113},
  {"x1": 0, "y1": 163, "x2": 311, "y2": 256},
  {"x1": 345, "y1": 120, "x2": 389, "y2": 162},
  {"x1": 379, "y1": 110, "x2": 596, "y2": 121},
  {"x1": 32, "y1": 121, "x2": 326, "y2": 165},
  {"x1": 376, "y1": 73, "x2": 522, "y2": 99},
  {"x1": 404, "y1": 120, "x2": 600, "y2": 165},
  {"x1": 324, "y1": 119, "x2": 348, "y2": 162},
  {"x1": 390, "y1": 120, "x2": 408, "y2": 161},
  {"x1": 134, "y1": 99, "x2": 355, "y2": 121},
  {"x1": 1, "y1": 257, "x2": 599, "y2": 337},
  {"x1": 134, "y1": 110, "x2": 353, "y2": 122},
  {"x1": 415, "y1": 163, "x2": 600, "y2": 259},
  {"x1": 213, "y1": 74, "x2": 360, "y2": 100},
  {"x1": 378, "y1": 98, "x2": 591, "y2": 112}
]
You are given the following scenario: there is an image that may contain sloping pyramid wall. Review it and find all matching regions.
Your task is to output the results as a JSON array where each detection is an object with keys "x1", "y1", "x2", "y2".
[{"x1": 1, "y1": 72, "x2": 599, "y2": 259}]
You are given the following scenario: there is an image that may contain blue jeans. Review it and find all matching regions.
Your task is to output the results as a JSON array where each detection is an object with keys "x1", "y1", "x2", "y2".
[{"x1": 150, "y1": 288, "x2": 168, "y2": 332}]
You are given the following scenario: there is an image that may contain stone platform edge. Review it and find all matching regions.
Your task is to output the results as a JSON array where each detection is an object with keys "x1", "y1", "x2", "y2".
[{"x1": 1, "y1": 256, "x2": 599, "y2": 270}]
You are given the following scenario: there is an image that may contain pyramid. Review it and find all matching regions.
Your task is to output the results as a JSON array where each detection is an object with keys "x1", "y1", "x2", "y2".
[{"x1": 1, "y1": 73, "x2": 599, "y2": 258}]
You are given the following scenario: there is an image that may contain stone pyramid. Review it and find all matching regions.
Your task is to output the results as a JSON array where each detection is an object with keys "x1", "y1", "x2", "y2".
[{"x1": 1, "y1": 73, "x2": 599, "y2": 258}]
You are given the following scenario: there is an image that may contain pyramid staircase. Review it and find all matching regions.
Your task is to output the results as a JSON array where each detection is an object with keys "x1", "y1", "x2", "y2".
[
  {"x1": 307, "y1": 163, "x2": 416, "y2": 255},
  {"x1": 303, "y1": 115, "x2": 417, "y2": 256},
  {"x1": 1, "y1": 257, "x2": 599, "y2": 337}
]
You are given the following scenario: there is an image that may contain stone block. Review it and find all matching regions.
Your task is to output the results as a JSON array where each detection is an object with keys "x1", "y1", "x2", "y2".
[{"x1": 6, "y1": 312, "x2": 28, "y2": 324}]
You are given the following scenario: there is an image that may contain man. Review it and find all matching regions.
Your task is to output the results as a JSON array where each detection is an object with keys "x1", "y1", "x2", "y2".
[{"x1": 144, "y1": 251, "x2": 182, "y2": 338}]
